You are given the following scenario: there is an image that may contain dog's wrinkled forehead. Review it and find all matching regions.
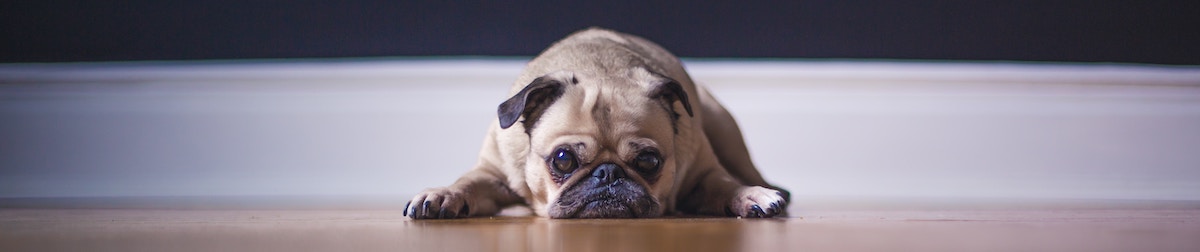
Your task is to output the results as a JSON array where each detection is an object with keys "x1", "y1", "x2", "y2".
[
  {"x1": 537, "y1": 64, "x2": 666, "y2": 89},
  {"x1": 498, "y1": 59, "x2": 693, "y2": 135},
  {"x1": 544, "y1": 67, "x2": 666, "y2": 131}
]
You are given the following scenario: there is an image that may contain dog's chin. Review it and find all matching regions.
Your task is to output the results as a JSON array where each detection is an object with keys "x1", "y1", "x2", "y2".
[
  {"x1": 548, "y1": 183, "x2": 662, "y2": 219},
  {"x1": 575, "y1": 200, "x2": 635, "y2": 218},
  {"x1": 553, "y1": 198, "x2": 661, "y2": 219}
]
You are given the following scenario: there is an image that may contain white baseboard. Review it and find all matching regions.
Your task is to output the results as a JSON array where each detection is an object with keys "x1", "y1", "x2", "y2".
[{"x1": 2, "y1": 59, "x2": 1198, "y2": 200}]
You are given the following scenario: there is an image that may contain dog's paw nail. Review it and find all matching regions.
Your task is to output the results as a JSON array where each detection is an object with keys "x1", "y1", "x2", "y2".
[
  {"x1": 403, "y1": 201, "x2": 411, "y2": 217},
  {"x1": 750, "y1": 205, "x2": 765, "y2": 218}
]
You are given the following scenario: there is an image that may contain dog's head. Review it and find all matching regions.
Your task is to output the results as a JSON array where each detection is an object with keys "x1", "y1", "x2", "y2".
[{"x1": 497, "y1": 65, "x2": 693, "y2": 218}]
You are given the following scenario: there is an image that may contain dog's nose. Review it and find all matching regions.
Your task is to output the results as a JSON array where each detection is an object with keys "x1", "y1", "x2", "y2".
[{"x1": 591, "y1": 163, "x2": 625, "y2": 185}]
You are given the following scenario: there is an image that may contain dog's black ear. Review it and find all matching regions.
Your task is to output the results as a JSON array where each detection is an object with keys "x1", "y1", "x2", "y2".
[
  {"x1": 498, "y1": 77, "x2": 567, "y2": 130},
  {"x1": 651, "y1": 79, "x2": 694, "y2": 118}
]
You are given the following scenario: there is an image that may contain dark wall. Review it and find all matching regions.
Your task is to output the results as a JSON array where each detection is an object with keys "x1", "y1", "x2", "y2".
[{"x1": 3, "y1": 0, "x2": 1197, "y2": 64}]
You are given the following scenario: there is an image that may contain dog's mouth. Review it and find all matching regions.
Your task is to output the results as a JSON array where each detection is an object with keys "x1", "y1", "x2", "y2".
[
  {"x1": 575, "y1": 199, "x2": 635, "y2": 218},
  {"x1": 548, "y1": 182, "x2": 661, "y2": 219}
]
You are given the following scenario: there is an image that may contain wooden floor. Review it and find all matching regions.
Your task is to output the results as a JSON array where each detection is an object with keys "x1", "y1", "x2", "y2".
[{"x1": 3, "y1": 199, "x2": 1199, "y2": 252}]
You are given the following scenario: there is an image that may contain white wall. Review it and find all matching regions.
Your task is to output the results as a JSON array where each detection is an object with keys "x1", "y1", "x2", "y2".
[{"x1": 2, "y1": 59, "x2": 1198, "y2": 200}]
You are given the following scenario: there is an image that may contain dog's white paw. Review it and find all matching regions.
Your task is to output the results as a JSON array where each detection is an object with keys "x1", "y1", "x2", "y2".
[
  {"x1": 728, "y1": 186, "x2": 788, "y2": 218},
  {"x1": 405, "y1": 187, "x2": 470, "y2": 219}
]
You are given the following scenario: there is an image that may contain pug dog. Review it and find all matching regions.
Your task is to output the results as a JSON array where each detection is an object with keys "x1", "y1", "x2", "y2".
[{"x1": 405, "y1": 27, "x2": 789, "y2": 219}]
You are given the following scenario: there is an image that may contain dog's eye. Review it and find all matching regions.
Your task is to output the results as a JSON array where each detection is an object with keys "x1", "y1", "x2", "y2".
[
  {"x1": 551, "y1": 148, "x2": 578, "y2": 173},
  {"x1": 633, "y1": 152, "x2": 661, "y2": 174}
]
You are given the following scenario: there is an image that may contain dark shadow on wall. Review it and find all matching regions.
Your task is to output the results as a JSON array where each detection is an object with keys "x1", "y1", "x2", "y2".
[{"x1": 2, "y1": 0, "x2": 1197, "y2": 64}]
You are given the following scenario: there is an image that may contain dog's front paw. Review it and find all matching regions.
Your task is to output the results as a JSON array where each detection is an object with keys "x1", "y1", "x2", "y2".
[
  {"x1": 405, "y1": 187, "x2": 470, "y2": 219},
  {"x1": 728, "y1": 186, "x2": 788, "y2": 218}
]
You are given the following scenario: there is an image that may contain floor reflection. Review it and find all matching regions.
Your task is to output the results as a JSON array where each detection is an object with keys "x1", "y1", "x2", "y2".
[
  {"x1": 4, "y1": 208, "x2": 1198, "y2": 252},
  {"x1": 401, "y1": 217, "x2": 789, "y2": 252}
]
